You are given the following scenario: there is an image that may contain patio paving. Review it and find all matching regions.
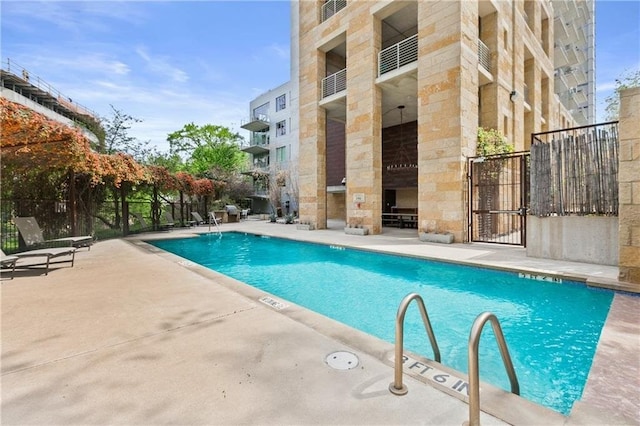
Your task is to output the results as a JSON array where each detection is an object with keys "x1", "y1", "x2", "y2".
[{"x1": 1, "y1": 219, "x2": 638, "y2": 425}]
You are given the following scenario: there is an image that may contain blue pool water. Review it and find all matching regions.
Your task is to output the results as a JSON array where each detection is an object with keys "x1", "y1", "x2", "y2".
[{"x1": 148, "y1": 232, "x2": 614, "y2": 415}]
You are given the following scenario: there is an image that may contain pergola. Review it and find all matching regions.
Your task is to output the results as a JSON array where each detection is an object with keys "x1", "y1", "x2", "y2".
[{"x1": 0, "y1": 97, "x2": 149, "y2": 234}]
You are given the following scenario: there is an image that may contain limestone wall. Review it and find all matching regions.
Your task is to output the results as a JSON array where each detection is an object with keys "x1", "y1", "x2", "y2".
[{"x1": 618, "y1": 87, "x2": 640, "y2": 285}]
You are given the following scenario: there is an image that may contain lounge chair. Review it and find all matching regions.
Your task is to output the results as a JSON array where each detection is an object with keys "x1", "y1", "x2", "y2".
[
  {"x1": 1, "y1": 247, "x2": 76, "y2": 276},
  {"x1": 133, "y1": 212, "x2": 147, "y2": 229},
  {"x1": 191, "y1": 212, "x2": 209, "y2": 225},
  {"x1": 14, "y1": 217, "x2": 93, "y2": 250},
  {"x1": 241, "y1": 209, "x2": 250, "y2": 220},
  {"x1": 162, "y1": 212, "x2": 175, "y2": 230},
  {"x1": 1, "y1": 251, "x2": 19, "y2": 280}
]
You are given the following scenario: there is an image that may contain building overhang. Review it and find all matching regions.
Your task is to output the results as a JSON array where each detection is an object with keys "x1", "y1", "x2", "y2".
[{"x1": 242, "y1": 145, "x2": 270, "y2": 155}]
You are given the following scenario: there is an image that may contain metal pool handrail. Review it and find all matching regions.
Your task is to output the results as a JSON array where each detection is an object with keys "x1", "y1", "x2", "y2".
[
  {"x1": 467, "y1": 312, "x2": 520, "y2": 426},
  {"x1": 389, "y1": 293, "x2": 441, "y2": 395}
]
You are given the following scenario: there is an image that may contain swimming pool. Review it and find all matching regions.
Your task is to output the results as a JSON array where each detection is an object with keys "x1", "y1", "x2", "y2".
[{"x1": 148, "y1": 232, "x2": 614, "y2": 415}]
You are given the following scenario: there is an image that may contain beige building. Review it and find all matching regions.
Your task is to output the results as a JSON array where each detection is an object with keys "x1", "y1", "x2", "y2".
[{"x1": 297, "y1": 0, "x2": 594, "y2": 241}]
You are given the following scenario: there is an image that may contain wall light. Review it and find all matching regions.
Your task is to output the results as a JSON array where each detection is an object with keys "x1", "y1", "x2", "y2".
[{"x1": 509, "y1": 91, "x2": 518, "y2": 102}]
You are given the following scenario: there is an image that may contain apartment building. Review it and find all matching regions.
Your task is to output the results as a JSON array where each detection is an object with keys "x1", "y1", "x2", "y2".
[
  {"x1": 241, "y1": 2, "x2": 301, "y2": 215},
  {"x1": 241, "y1": 80, "x2": 299, "y2": 214},
  {"x1": 553, "y1": 0, "x2": 594, "y2": 125},
  {"x1": 297, "y1": 0, "x2": 595, "y2": 240}
]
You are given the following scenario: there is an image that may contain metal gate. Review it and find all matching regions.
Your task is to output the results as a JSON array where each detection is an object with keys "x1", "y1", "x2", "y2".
[{"x1": 468, "y1": 152, "x2": 530, "y2": 246}]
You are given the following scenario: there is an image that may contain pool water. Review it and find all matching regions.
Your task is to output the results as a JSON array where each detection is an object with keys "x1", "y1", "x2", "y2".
[{"x1": 148, "y1": 232, "x2": 614, "y2": 415}]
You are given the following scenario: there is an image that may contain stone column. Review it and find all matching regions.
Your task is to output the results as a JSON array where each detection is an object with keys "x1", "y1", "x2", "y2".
[
  {"x1": 618, "y1": 87, "x2": 640, "y2": 285},
  {"x1": 298, "y1": 1, "x2": 327, "y2": 229},
  {"x1": 416, "y1": 1, "x2": 478, "y2": 241},
  {"x1": 345, "y1": 9, "x2": 382, "y2": 233}
]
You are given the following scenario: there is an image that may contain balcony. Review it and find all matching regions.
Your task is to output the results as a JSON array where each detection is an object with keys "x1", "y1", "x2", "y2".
[
  {"x1": 572, "y1": 87, "x2": 588, "y2": 106},
  {"x1": 252, "y1": 157, "x2": 270, "y2": 170},
  {"x1": 241, "y1": 133, "x2": 270, "y2": 155},
  {"x1": 378, "y1": 34, "x2": 418, "y2": 77},
  {"x1": 322, "y1": 68, "x2": 347, "y2": 99},
  {"x1": 554, "y1": 70, "x2": 568, "y2": 93},
  {"x1": 554, "y1": 44, "x2": 578, "y2": 68},
  {"x1": 240, "y1": 114, "x2": 270, "y2": 132},
  {"x1": 321, "y1": 0, "x2": 346, "y2": 23},
  {"x1": 241, "y1": 157, "x2": 270, "y2": 176}
]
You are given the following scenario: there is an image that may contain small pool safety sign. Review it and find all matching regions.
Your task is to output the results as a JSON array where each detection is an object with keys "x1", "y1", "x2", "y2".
[
  {"x1": 394, "y1": 354, "x2": 469, "y2": 397},
  {"x1": 259, "y1": 296, "x2": 288, "y2": 310}
]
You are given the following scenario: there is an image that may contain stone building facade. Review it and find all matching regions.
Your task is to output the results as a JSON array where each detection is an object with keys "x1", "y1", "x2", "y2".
[{"x1": 297, "y1": 0, "x2": 593, "y2": 240}]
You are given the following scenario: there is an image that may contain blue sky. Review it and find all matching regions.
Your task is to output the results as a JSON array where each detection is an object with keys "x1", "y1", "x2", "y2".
[
  {"x1": 1, "y1": 1, "x2": 292, "y2": 151},
  {"x1": 2, "y1": 1, "x2": 639, "y2": 152}
]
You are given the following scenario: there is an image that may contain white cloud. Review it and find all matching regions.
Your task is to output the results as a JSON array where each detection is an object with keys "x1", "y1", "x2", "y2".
[
  {"x1": 596, "y1": 82, "x2": 617, "y2": 92},
  {"x1": 135, "y1": 46, "x2": 189, "y2": 83}
]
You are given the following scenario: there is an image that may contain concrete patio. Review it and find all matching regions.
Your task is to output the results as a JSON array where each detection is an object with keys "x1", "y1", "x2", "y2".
[{"x1": 2, "y1": 220, "x2": 638, "y2": 425}]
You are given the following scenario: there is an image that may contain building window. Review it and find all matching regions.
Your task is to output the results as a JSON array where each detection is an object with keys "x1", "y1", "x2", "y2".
[
  {"x1": 276, "y1": 120, "x2": 286, "y2": 136},
  {"x1": 253, "y1": 102, "x2": 269, "y2": 121},
  {"x1": 276, "y1": 94, "x2": 286, "y2": 111},
  {"x1": 276, "y1": 146, "x2": 287, "y2": 162}
]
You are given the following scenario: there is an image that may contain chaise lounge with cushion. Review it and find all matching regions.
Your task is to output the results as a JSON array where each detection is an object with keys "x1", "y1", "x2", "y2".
[
  {"x1": 14, "y1": 217, "x2": 93, "y2": 250},
  {"x1": 1, "y1": 247, "x2": 76, "y2": 276},
  {"x1": 0, "y1": 251, "x2": 19, "y2": 279}
]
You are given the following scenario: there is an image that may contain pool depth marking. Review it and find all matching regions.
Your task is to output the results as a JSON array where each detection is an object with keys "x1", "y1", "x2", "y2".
[
  {"x1": 394, "y1": 354, "x2": 470, "y2": 397},
  {"x1": 259, "y1": 296, "x2": 289, "y2": 310},
  {"x1": 518, "y1": 272, "x2": 562, "y2": 283}
]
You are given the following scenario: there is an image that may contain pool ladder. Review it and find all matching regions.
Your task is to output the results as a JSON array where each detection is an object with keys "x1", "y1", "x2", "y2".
[
  {"x1": 207, "y1": 212, "x2": 222, "y2": 236},
  {"x1": 388, "y1": 293, "x2": 519, "y2": 426}
]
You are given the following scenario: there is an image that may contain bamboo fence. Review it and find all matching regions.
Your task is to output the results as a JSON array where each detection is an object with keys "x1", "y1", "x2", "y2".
[{"x1": 530, "y1": 122, "x2": 619, "y2": 217}]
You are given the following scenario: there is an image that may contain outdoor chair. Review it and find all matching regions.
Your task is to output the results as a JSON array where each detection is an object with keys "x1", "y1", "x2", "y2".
[
  {"x1": 162, "y1": 212, "x2": 176, "y2": 230},
  {"x1": 1, "y1": 250, "x2": 19, "y2": 280},
  {"x1": 14, "y1": 217, "x2": 93, "y2": 250},
  {"x1": 1, "y1": 247, "x2": 76, "y2": 276},
  {"x1": 191, "y1": 212, "x2": 210, "y2": 225},
  {"x1": 241, "y1": 209, "x2": 250, "y2": 220}
]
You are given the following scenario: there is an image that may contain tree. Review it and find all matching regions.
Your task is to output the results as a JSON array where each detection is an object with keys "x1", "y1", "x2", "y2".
[
  {"x1": 100, "y1": 105, "x2": 154, "y2": 162},
  {"x1": 604, "y1": 69, "x2": 640, "y2": 121},
  {"x1": 476, "y1": 127, "x2": 514, "y2": 157},
  {"x1": 167, "y1": 123, "x2": 247, "y2": 176}
]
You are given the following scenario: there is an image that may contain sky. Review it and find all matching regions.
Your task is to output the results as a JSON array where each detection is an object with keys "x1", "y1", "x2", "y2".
[{"x1": 1, "y1": 1, "x2": 639, "y2": 152}]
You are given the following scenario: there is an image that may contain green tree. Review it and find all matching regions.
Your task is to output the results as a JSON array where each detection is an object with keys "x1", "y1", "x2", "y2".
[
  {"x1": 476, "y1": 127, "x2": 514, "y2": 156},
  {"x1": 604, "y1": 69, "x2": 640, "y2": 121},
  {"x1": 167, "y1": 123, "x2": 246, "y2": 176}
]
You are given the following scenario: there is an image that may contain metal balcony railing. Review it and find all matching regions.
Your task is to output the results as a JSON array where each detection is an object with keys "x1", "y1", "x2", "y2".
[
  {"x1": 322, "y1": 68, "x2": 347, "y2": 99},
  {"x1": 378, "y1": 34, "x2": 418, "y2": 77},
  {"x1": 251, "y1": 133, "x2": 270, "y2": 147},
  {"x1": 252, "y1": 158, "x2": 269, "y2": 170},
  {"x1": 2, "y1": 58, "x2": 100, "y2": 121},
  {"x1": 478, "y1": 39, "x2": 492, "y2": 74},
  {"x1": 321, "y1": 0, "x2": 346, "y2": 22}
]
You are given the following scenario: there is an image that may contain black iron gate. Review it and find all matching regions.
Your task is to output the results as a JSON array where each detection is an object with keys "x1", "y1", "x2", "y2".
[{"x1": 468, "y1": 152, "x2": 530, "y2": 246}]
